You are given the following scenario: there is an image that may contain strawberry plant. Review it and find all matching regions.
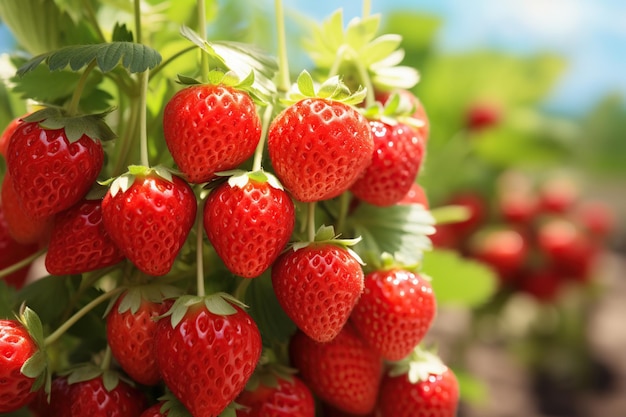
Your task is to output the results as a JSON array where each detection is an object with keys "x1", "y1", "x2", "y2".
[{"x1": 0, "y1": 1, "x2": 505, "y2": 416}]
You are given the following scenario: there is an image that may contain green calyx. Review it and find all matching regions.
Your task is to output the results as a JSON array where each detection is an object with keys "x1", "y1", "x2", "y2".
[
  {"x1": 283, "y1": 70, "x2": 366, "y2": 106},
  {"x1": 361, "y1": 91, "x2": 426, "y2": 130},
  {"x1": 17, "y1": 306, "x2": 50, "y2": 395},
  {"x1": 159, "y1": 293, "x2": 249, "y2": 329},
  {"x1": 290, "y1": 225, "x2": 365, "y2": 265},
  {"x1": 245, "y1": 348, "x2": 298, "y2": 392},
  {"x1": 157, "y1": 391, "x2": 193, "y2": 417},
  {"x1": 215, "y1": 169, "x2": 284, "y2": 191},
  {"x1": 102, "y1": 283, "x2": 182, "y2": 318},
  {"x1": 102, "y1": 164, "x2": 175, "y2": 197},
  {"x1": 60, "y1": 362, "x2": 134, "y2": 392},
  {"x1": 388, "y1": 346, "x2": 448, "y2": 384},
  {"x1": 23, "y1": 106, "x2": 117, "y2": 143}
]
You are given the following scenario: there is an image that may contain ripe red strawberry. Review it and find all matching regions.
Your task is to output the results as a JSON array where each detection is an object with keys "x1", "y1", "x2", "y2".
[
  {"x1": 45, "y1": 198, "x2": 125, "y2": 275},
  {"x1": 140, "y1": 402, "x2": 168, "y2": 417},
  {"x1": 0, "y1": 202, "x2": 39, "y2": 289},
  {"x1": 378, "y1": 349, "x2": 459, "y2": 417},
  {"x1": 106, "y1": 287, "x2": 173, "y2": 386},
  {"x1": 267, "y1": 97, "x2": 373, "y2": 202},
  {"x1": 1, "y1": 172, "x2": 53, "y2": 245},
  {"x1": 465, "y1": 101, "x2": 502, "y2": 131},
  {"x1": 445, "y1": 192, "x2": 486, "y2": 238},
  {"x1": 398, "y1": 182, "x2": 429, "y2": 207},
  {"x1": 574, "y1": 200, "x2": 615, "y2": 238},
  {"x1": 468, "y1": 227, "x2": 528, "y2": 284},
  {"x1": 68, "y1": 373, "x2": 147, "y2": 416},
  {"x1": 101, "y1": 167, "x2": 197, "y2": 276},
  {"x1": 0, "y1": 317, "x2": 41, "y2": 412},
  {"x1": 204, "y1": 171, "x2": 295, "y2": 278},
  {"x1": 236, "y1": 373, "x2": 315, "y2": 417},
  {"x1": 350, "y1": 119, "x2": 426, "y2": 206},
  {"x1": 0, "y1": 115, "x2": 24, "y2": 157},
  {"x1": 29, "y1": 376, "x2": 73, "y2": 417},
  {"x1": 350, "y1": 266, "x2": 436, "y2": 361},
  {"x1": 163, "y1": 83, "x2": 261, "y2": 183},
  {"x1": 517, "y1": 267, "x2": 564, "y2": 303},
  {"x1": 538, "y1": 175, "x2": 579, "y2": 214},
  {"x1": 289, "y1": 325, "x2": 382, "y2": 415},
  {"x1": 6, "y1": 120, "x2": 104, "y2": 218},
  {"x1": 155, "y1": 293, "x2": 262, "y2": 417},
  {"x1": 271, "y1": 232, "x2": 364, "y2": 343}
]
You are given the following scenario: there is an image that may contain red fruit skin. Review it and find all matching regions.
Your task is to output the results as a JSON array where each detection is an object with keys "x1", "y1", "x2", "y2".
[
  {"x1": 140, "y1": 402, "x2": 168, "y2": 417},
  {"x1": 45, "y1": 199, "x2": 125, "y2": 275},
  {"x1": 101, "y1": 174, "x2": 197, "y2": 276},
  {"x1": 575, "y1": 200, "x2": 615, "y2": 238},
  {"x1": 163, "y1": 84, "x2": 261, "y2": 183},
  {"x1": 398, "y1": 182, "x2": 429, "y2": 208},
  {"x1": 350, "y1": 120, "x2": 426, "y2": 207},
  {"x1": 236, "y1": 376, "x2": 315, "y2": 417},
  {"x1": 204, "y1": 178, "x2": 295, "y2": 278},
  {"x1": 378, "y1": 367, "x2": 460, "y2": 417},
  {"x1": 70, "y1": 376, "x2": 147, "y2": 417},
  {"x1": 29, "y1": 376, "x2": 73, "y2": 417},
  {"x1": 446, "y1": 192, "x2": 486, "y2": 238},
  {"x1": 272, "y1": 243, "x2": 364, "y2": 343},
  {"x1": 268, "y1": 98, "x2": 374, "y2": 202},
  {"x1": 517, "y1": 268, "x2": 564, "y2": 303},
  {"x1": 2, "y1": 172, "x2": 53, "y2": 245},
  {"x1": 155, "y1": 302, "x2": 262, "y2": 417},
  {"x1": 538, "y1": 176, "x2": 578, "y2": 214},
  {"x1": 498, "y1": 191, "x2": 539, "y2": 225},
  {"x1": 289, "y1": 326, "x2": 382, "y2": 415},
  {"x1": 469, "y1": 228, "x2": 528, "y2": 284},
  {"x1": 465, "y1": 102, "x2": 501, "y2": 131},
  {"x1": 350, "y1": 269, "x2": 436, "y2": 361},
  {"x1": 0, "y1": 320, "x2": 38, "y2": 413},
  {"x1": 6, "y1": 122, "x2": 104, "y2": 218},
  {"x1": 106, "y1": 295, "x2": 162, "y2": 386},
  {"x1": 0, "y1": 116, "x2": 24, "y2": 157},
  {"x1": 0, "y1": 204, "x2": 38, "y2": 289}
]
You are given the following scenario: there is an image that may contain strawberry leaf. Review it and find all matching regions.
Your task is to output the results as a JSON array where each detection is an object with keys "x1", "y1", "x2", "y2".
[
  {"x1": 20, "y1": 350, "x2": 46, "y2": 379},
  {"x1": 111, "y1": 23, "x2": 134, "y2": 43},
  {"x1": 17, "y1": 42, "x2": 162, "y2": 76},
  {"x1": 101, "y1": 370, "x2": 121, "y2": 392},
  {"x1": 65, "y1": 363, "x2": 103, "y2": 385},
  {"x1": 24, "y1": 107, "x2": 117, "y2": 143}
]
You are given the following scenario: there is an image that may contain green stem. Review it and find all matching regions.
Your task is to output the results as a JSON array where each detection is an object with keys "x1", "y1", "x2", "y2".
[
  {"x1": 0, "y1": 248, "x2": 46, "y2": 280},
  {"x1": 138, "y1": 69, "x2": 150, "y2": 167},
  {"x1": 112, "y1": 98, "x2": 140, "y2": 176},
  {"x1": 252, "y1": 104, "x2": 273, "y2": 172},
  {"x1": 274, "y1": 0, "x2": 290, "y2": 92},
  {"x1": 307, "y1": 202, "x2": 316, "y2": 242},
  {"x1": 354, "y1": 58, "x2": 375, "y2": 108},
  {"x1": 44, "y1": 287, "x2": 123, "y2": 346},
  {"x1": 196, "y1": 201, "x2": 206, "y2": 297},
  {"x1": 335, "y1": 192, "x2": 351, "y2": 234},
  {"x1": 362, "y1": 0, "x2": 372, "y2": 18},
  {"x1": 134, "y1": 0, "x2": 143, "y2": 45},
  {"x1": 67, "y1": 60, "x2": 97, "y2": 116},
  {"x1": 234, "y1": 278, "x2": 252, "y2": 302},
  {"x1": 149, "y1": 46, "x2": 197, "y2": 80},
  {"x1": 60, "y1": 266, "x2": 119, "y2": 323},
  {"x1": 198, "y1": 0, "x2": 209, "y2": 82}
]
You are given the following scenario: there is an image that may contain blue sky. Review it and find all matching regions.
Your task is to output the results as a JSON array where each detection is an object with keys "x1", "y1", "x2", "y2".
[
  {"x1": 285, "y1": 0, "x2": 626, "y2": 115},
  {"x1": 1, "y1": 1, "x2": 625, "y2": 114}
]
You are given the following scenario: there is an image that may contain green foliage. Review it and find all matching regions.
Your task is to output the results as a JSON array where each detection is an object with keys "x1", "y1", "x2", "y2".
[{"x1": 422, "y1": 250, "x2": 497, "y2": 307}]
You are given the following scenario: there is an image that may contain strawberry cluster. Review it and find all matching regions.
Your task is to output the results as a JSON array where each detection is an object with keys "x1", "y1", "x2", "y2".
[
  {"x1": 0, "y1": 6, "x2": 460, "y2": 417},
  {"x1": 433, "y1": 170, "x2": 615, "y2": 303}
]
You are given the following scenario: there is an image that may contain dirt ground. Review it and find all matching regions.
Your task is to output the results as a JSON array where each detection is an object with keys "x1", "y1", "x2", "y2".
[{"x1": 429, "y1": 250, "x2": 626, "y2": 417}]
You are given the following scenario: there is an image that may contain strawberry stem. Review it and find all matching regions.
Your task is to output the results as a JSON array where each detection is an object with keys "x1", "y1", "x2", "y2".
[
  {"x1": 353, "y1": 57, "x2": 375, "y2": 108},
  {"x1": 0, "y1": 248, "x2": 46, "y2": 280},
  {"x1": 133, "y1": 0, "x2": 143, "y2": 44},
  {"x1": 252, "y1": 104, "x2": 273, "y2": 172},
  {"x1": 138, "y1": 69, "x2": 150, "y2": 167},
  {"x1": 274, "y1": 0, "x2": 291, "y2": 92},
  {"x1": 307, "y1": 202, "x2": 316, "y2": 242},
  {"x1": 234, "y1": 278, "x2": 252, "y2": 302},
  {"x1": 67, "y1": 60, "x2": 97, "y2": 116},
  {"x1": 336, "y1": 192, "x2": 351, "y2": 234},
  {"x1": 198, "y1": 0, "x2": 210, "y2": 82},
  {"x1": 196, "y1": 201, "x2": 206, "y2": 297},
  {"x1": 44, "y1": 287, "x2": 124, "y2": 347}
]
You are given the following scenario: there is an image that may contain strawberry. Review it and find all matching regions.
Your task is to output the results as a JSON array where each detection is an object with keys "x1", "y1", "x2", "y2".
[
  {"x1": 0, "y1": 115, "x2": 24, "y2": 157},
  {"x1": 538, "y1": 175, "x2": 579, "y2": 214},
  {"x1": 289, "y1": 325, "x2": 382, "y2": 415},
  {"x1": 378, "y1": 348, "x2": 459, "y2": 417},
  {"x1": 106, "y1": 286, "x2": 175, "y2": 386},
  {"x1": 140, "y1": 403, "x2": 168, "y2": 417},
  {"x1": 0, "y1": 202, "x2": 39, "y2": 289},
  {"x1": 163, "y1": 83, "x2": 261, "y2": 184},
  {"x1": 574, "y1": 200, "x2": 615, "y2": 238},
  {"x1": 155, "y1": 293, "x2": 262, "y2": 417},
  {"x1": 468, "y1": 227, "x2": 528, "y2": 284},
  {"x1": 0, "y1": 310, "x2": 47, "y2": 413},
  {"x1": 29, "y1": 376, "x2": 73, "y2": 417},
  {"x1": 465, "y1": 101, "x2": 502, "y2": 131},
  {"x1": 267, "y1": 94, "x2": 373, "y2": 202},
  {"x1": 45, "y1": 198, "x2": 125, "y2": 275},
  {"x1": 350, "y1": 263, "x2": 436, "y2": 361},
  {"x1": 517, "y1": 267, "x2": 564, "y2": 303},
  {"x1": 6, "y1": 119, "x2": 105, "y2": 218},
  {"x1": 375, "y1": 89, "x2": 430, "y2": 141},
  {"x1": 350, "y1": 119, "x2": 426, "y2": 207},
  {"x1": 398, "y1": 182, "x2": 429, "y2": 207},
  {"x1": 101, "y1": 166, "x2": 197, "y2": 276},
  {"x1": 67, "y1": 371, "x2": 147, "y2": 417},
  {"x1": 1, "y1": 172, "x2": 53, "y2": 245},
  {"x1": 271, "y1": 228, "x2": 365, "y2": 343},
  {"x1": 236, "y1": 371, "x2": 315, "y2": 417},
  {"x1": 203, "y1": 171, "x2": 295, "y2": 278},
  {"x1": 445, "y1": 192, "x2": 486, "y2": 238}
]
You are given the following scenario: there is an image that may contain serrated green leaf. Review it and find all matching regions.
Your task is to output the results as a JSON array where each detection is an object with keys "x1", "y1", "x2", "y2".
[
  {"x1": 17, "y1": 42, "x2": 162, "y2": 76},
  {"x1": 345, "y1": 14, "x2": 380, "y2": 52},
  {"x1": 109, "y1": 174, "x2": 135, "y2": 197},
  {"x1": 111, "y1": 23, "x2": 133, "y2": 42},
  {"x1": 421, "y1": 250, "x2": 497, "y2": 307},
  {"x1": 21, "y1": 350, "x2": 46, "y2": 378}
]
